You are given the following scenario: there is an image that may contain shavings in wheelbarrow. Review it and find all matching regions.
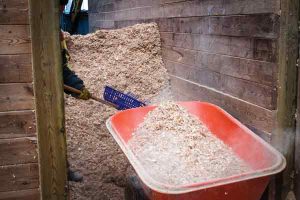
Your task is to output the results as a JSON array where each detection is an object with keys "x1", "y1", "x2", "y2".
[{"x1": 128, "y1": 102, "x2": 251, "y2": 185}]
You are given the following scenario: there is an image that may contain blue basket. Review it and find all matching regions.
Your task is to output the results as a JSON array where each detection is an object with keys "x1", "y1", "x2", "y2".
[{"x1": 103, "y1": 86, "x2": 146, "y2": 110}]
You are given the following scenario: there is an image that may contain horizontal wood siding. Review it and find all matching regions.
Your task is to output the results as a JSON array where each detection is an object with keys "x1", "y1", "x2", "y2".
[
  {"x1": 0, "y1": 189, "x2": 39, "y2": 200},
  {"x1": 88, "y1": 0, "x2": 280, "y2": 135},
  {"x1": 0, "y1": 0, "x2": 39, "y2": 198},
  {"x1": 0, "y1": 110, "x2": 36, "y2": 139},
  {"x1": 0, "y1": 83, "x2": 34, "y2": 112},
  {"x1": 0, "y1": 25, "x2": 31, "y2": 54},
  {"x1": 0, "y1": 54, "x2": 32, "y2": 83},
  {"x1": 0, "y1": 138, "x2": 37, "y2": 166},
  {"x1": 0, "y1": 163, "x2": 39, "y2": 192}
]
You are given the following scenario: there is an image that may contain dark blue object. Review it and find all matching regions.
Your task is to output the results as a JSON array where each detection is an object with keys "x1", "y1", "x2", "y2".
[
  {"x1": 103, "y1": 86, "x2": 146, "y2": 110},
  {"x1": 60, "y1": 11, "x2": 89, "y2": 35}
]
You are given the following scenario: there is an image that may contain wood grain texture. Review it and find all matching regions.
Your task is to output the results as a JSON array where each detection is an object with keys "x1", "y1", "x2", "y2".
[
  {"x1": 160, "y1": 32, "x2": 277, "y2": 62},
  {"x1": 165, "y1": 59, "x2": 276, "y2": 109},
  {"x1": 0, "y1": 83, "x2": 34, "y2": 112},
  {"x1": 0, "y1": 110, "x2": 36, "y2": 139},
  {"x1": 162, "y1": 46, "x2": 276, "y2": 87},
  {"x1": 90, "y1": 0, "x2": 280, "y2": 17},
  {"x1": 0, "y1": 163, "x2": 39, "y2": 192},
  {"x1": 170, "y1": 75, "x2": 276, "y2": 133},
  {"x1": 0, "y1": 25, "x2": 31, "y2": 54},
  {"x1": 0, "y1": 0, "x2": 28, "y2": 9},
  {"x1": 0, "y1": 137, "x2": 38, "y2": 166},
  {"x1": 0, "y1": 7, "x2": 29, "y2": 25},
  {"x1": 161, "y1": 15, "x2": 279, "y2": 39},
  {"x1": 270, "y1": 0, "x2": 299, "y2": 199},
  {"x1": 296, "y1": 11, "x2": 300, "y2": 199},
  {"x1": 29, "y1": 0, "x2": 68, "y2": 199},
  {"x1": 0, "y1": 54, "x2": 32, "y2": 83},
  {"x1": 111, "y1": 13, "x2": 279, "y2": 39},
  {"x1": 0, "y1": 189, "x2": 39, "y2": 200}
]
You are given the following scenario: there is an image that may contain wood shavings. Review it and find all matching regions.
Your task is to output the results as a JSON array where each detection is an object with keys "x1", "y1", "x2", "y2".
[
  {"x1": 64, "y1": 23, "x2": 169, "y2": 199},
  {"x1": 128, "y1": 102, "x2": 251, "y2": 185}
]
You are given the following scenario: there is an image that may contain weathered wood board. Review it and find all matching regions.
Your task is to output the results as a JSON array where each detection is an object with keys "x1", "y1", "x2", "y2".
[
  {"x1": 0, "y1": 110, "x2": 36, "y2": 139},
  {"x1": 0, "y1": 189, "x2": 39, "y2": 200},
  {"x1": 0, "y1": 83, "x2": 34, "y2": 112},
  {"x1": 0, "y1": 137, "x2": 38, "y2": 166},
  {"x1": 0, "y1": 163, "x2": 39, "y2": 192},
  {"x1": 0, "y1": 54, "x2": 32, "y2": 83},
  {"x1": 0, "y1": 25, "x2": 31, "y2": 54}
]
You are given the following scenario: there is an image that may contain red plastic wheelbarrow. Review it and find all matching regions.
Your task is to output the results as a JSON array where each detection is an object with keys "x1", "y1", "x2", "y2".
[{"x1": 106, "y1": 102, "x2": 286, "y2": 200}]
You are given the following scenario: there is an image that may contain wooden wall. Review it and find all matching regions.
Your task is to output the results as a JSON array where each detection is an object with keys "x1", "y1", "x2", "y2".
[
  {"x1": 88, "y1": 0, "x2": 280, "y2": 141},
  {"x1": 0, "y1": 0, "x2": 39, "y2": 199}
]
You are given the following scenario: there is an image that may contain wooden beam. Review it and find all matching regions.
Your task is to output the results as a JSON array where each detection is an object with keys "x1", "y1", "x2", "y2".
[
  {"x1": 295, "y1": 4, "x2": 300, "y2": 198},
  {"x1": 270, "y1": 0, "x2": 299, "y2": 199},
  {"x1": 29, "y1": 0, "x2": 68, "y2": 199}
]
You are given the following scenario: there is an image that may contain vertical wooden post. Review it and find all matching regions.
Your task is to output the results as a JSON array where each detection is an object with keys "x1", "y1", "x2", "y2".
[
  {"x1": 295, "y1": 5, "x2": 300, "y2": 198},
  {"x1": 271, "y1": 0, "x2": 299, "y2": 199},
  {"x1": 29, "y1": 0, "x2": 68, "y2": 199}
]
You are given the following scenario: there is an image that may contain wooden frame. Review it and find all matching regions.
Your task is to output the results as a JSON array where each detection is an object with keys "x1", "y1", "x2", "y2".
[
  {"x1": 29, "y1": 0, "x2": 68, "y2": 199},
  {"x1": 270, "y1": 0, "x2": 299, "y2": 199},
  {"x1": 295, "y1": 2, "x2": 300, "y2": 198}
]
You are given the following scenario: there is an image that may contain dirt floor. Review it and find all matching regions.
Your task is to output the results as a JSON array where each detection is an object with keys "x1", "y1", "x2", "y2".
[{"x1": 64, "y1": 23, "x2": 169, "y2": 200}]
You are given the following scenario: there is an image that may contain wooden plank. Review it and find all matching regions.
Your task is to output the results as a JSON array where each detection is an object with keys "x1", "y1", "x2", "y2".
[
  {"x1": 113, "y1": 14, "x2": 279, "y2": 39},
  {"x1": 296, "y1": 9, "x2": 300, "y2": 199},
  {"x1": 296, "y1": 74, "x2": 300, "y2": 199},
  {"x1": 159, "y1": 15, "x2": 279, "y2": 39},
  {"x1": 97, "y1": 0, "x2": 280, "y2": 21},
  {"x1": 29, "y1": 0, "x2": 68, "y2": 199},
  {"x1": 0, "y1": 0, "x2": 28, "y2": 9},
  {"x1": 162, "y1": 46, "x2": 276, "y2": 86},
  {"x1": 0, "y1": 189, "x2": 39, "y2": 200},
  {"x1": 0, "y1": 25, "x2": 31, "y2": 54},
  {"x1": 0, "y1": 163, "x2": 39, "y2": 192},
  {"x1": 0, "y1": 83, "x2": 34, "y2": 112},
  {"x1": 0, "y1": 137, "x2": 37, "y2": 166},
  {"x1": 0, "y1": 54, "x2": 32, "y2": 83},
  {"x1": 0, "y1": 7, "x2": 29, "y2": 25},
  {"x1": 170, "y1": 75, "x2": 276, "y2": 133},
  {"x1": 165, "y1": 59, "x2": 276, "y2": 109},
  {"x1": 0, "y1": 110, "x2": 36, "y2": 139},
  {"x1": 162, "y1": 0, "x2": 280, "y2": 17},
  {"x1": 270, "y1": 0, "x2": 299, "y2": 199},
  {"x1": 160, "y1": 32, "x2": 277, "y2": 62}
]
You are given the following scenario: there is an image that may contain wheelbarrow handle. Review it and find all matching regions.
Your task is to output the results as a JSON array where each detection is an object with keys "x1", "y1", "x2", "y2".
[{"x1": 63, "y1": 85, "x2": 117, "y2": 108}]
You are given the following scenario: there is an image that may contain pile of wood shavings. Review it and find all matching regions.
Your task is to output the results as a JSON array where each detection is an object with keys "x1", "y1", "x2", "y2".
[
  {"x1": 128, "y1": 102, "x2": 251, "y2": 185},
  {"x1": 64, "y1": 23, "x2": 169, "y2": 200},
  {"x1": 65, "y1": 22, "x2": 168, "y2": 100}
]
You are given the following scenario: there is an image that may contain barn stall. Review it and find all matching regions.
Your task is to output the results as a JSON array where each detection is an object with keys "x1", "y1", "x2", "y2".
[{"x1": 0, "y1": 0, "x2": 299, "y2": 199}]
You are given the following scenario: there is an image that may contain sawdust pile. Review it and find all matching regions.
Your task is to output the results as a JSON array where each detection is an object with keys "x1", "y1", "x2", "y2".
[
  {"x1": 128, "y1": 102, "x2": 251, "y2": 185},
  {"x1": 64, "y1": 23, "x2": 169, "y2": 200}
]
